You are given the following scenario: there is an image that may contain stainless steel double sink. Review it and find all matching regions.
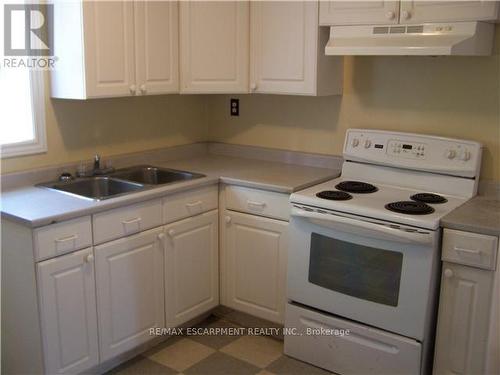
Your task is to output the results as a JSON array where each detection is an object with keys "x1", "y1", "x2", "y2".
[{"x1": 37, "y1": 165, "x2": 205, "y2": 201}]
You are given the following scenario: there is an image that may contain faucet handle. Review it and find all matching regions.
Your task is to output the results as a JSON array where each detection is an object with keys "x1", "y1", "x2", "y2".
[{"x1": 94, "y1": 154, "x2": 100, "y2": 162}]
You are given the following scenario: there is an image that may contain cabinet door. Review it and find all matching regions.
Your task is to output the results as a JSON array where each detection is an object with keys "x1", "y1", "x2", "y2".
[
  {"x1": 95, "y1": 228, "x2": 165, "y2": 361},
  {"x1": 319, "y1": 1, "x2": 400, "y2": 25},
  {"x1": 134, "y1": 1, "x2": 179, "y2": 95},
  {"x1": 224, "y1": 211, "x2": 288, "y2": 323},
  {"x1": 400, "y1": 1, "x2": 499, "y2": 24},
  {"x1": 250, "y1": 2, "x2": 318, "y2": 95},
  {"x1": 83, "y1": 1, "x2": 136, "y2": 98},
  {"x1": 179, "y1": 1, "x2": 249, "y2": 93},
  {"x1": 165, "y1": 210, "x2": 219, "y2": 327},
  {"x1": 434, "y1": 263, "x2": 494, "y2": 375},
  {"x1": 37, "y1": 248, "x2": 99, "y2": 375}
]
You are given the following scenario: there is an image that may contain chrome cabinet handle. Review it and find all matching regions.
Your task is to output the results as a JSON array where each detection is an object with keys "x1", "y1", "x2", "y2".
[
  {"x1": 225, "y1": 216, "x2": 231, "y2": 224},
  {"x1": 168, "y1": 229, "x2": 176, "y2": 237}
]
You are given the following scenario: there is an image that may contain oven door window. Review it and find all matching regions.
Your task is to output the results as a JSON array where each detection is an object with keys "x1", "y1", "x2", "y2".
[{"x1": 309, "y1": 233, "x2": 403, "y2": 307}]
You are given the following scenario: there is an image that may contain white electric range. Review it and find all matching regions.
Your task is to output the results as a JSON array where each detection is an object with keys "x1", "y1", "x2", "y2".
[{"x1": 284, "y1": 129, "x2": 483, "y2": 375}]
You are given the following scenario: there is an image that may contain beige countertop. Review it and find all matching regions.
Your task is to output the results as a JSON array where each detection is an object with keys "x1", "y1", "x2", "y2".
[
  {"x1": 441, "y1": 195, "x2": 500, "y2": 236},
  {"x1": 1, "y1": 155, "x2": 340, "y2": 228}
]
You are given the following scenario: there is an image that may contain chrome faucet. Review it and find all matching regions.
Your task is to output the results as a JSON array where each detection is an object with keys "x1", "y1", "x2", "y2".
[
  {"x1": 92, "y1": 154, "x2": 115, "y2": 175},
  {"x1": 76, "y1": 154, "x2": 115, "y2": 177},
  {"x1": 93, "y1": 154, "x2": 101, "y2": 172}
]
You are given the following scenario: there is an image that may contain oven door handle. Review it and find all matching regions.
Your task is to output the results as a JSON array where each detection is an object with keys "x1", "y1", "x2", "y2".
[{"x1": 292, "y1": 207, "x2": 434, "y2": 245}]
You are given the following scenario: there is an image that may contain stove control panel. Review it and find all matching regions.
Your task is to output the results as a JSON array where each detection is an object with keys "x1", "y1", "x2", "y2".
[
  {"x1": 387, "y1": 140, "x2": 426, "y2": 159},
  {"x1": 344, "y1": 129, "x2": 483, "y2": 178}
]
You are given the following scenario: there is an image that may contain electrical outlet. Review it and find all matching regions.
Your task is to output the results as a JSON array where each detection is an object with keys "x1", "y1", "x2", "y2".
[{"x1": 230, "y1": 98, "x2": 239, "y2": 116}]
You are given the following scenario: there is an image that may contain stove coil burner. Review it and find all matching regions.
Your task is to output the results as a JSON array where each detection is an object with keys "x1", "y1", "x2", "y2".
[
  {"x1": 385, "y1": 201, "x2": 435, "y2": 215},
  {"x1": 410, "y1": 193, "x2": 448, "y2": 204},
  {"x1": 316, "y1": 191, "x2": 353, "y2": 201},
  {"x1": 335, "y1": 181, "x2": 378, "y2": 194}
]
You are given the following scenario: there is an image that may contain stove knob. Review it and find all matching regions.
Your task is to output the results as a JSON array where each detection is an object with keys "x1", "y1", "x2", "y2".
[
  {"x1": 352, "y1": 138, "x2": 360, "y2": 148},
  {"x1": 364, "y1": 140, "x2": 372, "y2": 149},
  {"x1": 446, "y1": 149, "x2": 456, "y2": 159},
  {"x1": 459, "y1": 150, "x2": 471, "y2": 161}
]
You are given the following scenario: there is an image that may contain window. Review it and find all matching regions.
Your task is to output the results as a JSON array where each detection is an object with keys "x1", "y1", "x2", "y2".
[
  {"x1": 0, "y1": 68, "x2": 47, "y2": 158},
  {"x1": 309, "y1": 233, "x2": 403, "y2": 306}
]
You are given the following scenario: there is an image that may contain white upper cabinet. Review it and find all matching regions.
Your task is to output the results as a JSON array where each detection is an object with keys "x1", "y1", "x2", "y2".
[
  {"x1": 52, "y1": 1, "x2": 343, "y2": 97},
  {"x1": 83, "y1": 1, "x2": 136, "y2": 98},
  {"x1": 51, "y1": 1, "x2": 179, "y2": 99},
  {"x1": 134, "y1": 2, "x2": 179, "y2": 95},
  {"x1": 180, "y1": 1, "x2": 249, "y2": 93},
  {"x1": 251, "y1": 1, "x2": 343, "y2": 96},
  {"x1": 400, "y1": 1, "x2": 499, "y2": 24},
  {"x1": 320, "y1": 1, "x2": 400, "y2": 25},
  {"x1": 37, "y1": 248, "x2": 99, "y2": 375},
  {"x1": 95, "y1": 228, "x2": 165, "y2": 362},
  {"x1": 165, "y1": 210, "x2": 219, "y2": 328},
  {"x1": 320, "y1": 0, "x2": 499, "y2": 26}
]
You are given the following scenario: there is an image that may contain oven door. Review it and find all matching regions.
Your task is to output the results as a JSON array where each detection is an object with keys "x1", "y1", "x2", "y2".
[{"x1": 287, "y1": 205, "x2": 440, "y2": 341}]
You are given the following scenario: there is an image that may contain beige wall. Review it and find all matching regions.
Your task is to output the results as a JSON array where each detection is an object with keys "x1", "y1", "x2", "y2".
[
  {"x1": 207, "y1": 32, "x2": 500, "y2": 182},
  {"x1": 1, "y1": 74, "x2": 208, "y2": 174},
  {"x1": 3, "y1": 32, "x2": 500, "y2": 182}
]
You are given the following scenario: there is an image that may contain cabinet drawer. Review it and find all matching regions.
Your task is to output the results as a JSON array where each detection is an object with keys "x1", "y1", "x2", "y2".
[
  {"x1": 33, "y1": 216, "x2": 92, "y2": 261},
  {"x1": 93, "y1": 199, "x2": 162, "y2": 244},
  {"x1": 162, "y1": 185, "x2": 218, "y2": 224},
  {"x1": 225, "y1": 185, "x2": 290, "y2": 221},
  {"x1": 285, "y1": 303, "x2": 422, "y2": 375},
  {"x1": 442, "y1": 229, "x2": 498, "y2": 270}
]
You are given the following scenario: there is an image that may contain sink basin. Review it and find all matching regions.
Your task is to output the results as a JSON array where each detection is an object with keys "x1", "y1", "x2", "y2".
[
  {"x1": 110, "y1": 165, "x2": 205, "y2": 185},
  {"x1": 37, "y1": 165, "x2": 205, "y2": 201},
  {"x1": 38, "y1": 177, "x2": 145, "y2": 201}
]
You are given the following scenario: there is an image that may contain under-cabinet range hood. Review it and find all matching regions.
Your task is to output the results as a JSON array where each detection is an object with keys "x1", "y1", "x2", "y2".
[{"x1": 325, "y1": 22, "x2": 494, "y2": 56}]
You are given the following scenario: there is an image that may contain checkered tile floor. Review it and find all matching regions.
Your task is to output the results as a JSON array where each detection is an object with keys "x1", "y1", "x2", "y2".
[{"x1": 108, "y1": 315, "x2": 333, "y2": 375}]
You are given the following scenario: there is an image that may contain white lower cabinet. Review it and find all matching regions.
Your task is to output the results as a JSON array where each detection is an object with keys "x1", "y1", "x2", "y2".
[
  {"x1": 433, "y1": 262, "x2": 495, "y2": 375},
  {"x1": 224, "y1": 210, "x2": 288, "y2": 323},
  {"x1": 434, "y1": 229, "x2": 498, "y2": 375},
  {"x1": 36, "y1": 247, "x2": 99, "y2": 375},
  {"x1": 95, "y1": 227, "x2": 165, "y2": 362},
  {"x1": 165, "y1": 210, "x2": 219, "y2": 327}
]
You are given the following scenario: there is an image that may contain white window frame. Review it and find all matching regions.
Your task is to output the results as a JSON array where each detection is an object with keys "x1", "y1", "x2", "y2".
[{"x1": 0, "y1": 70, "x2": 47, "y2": 158}]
